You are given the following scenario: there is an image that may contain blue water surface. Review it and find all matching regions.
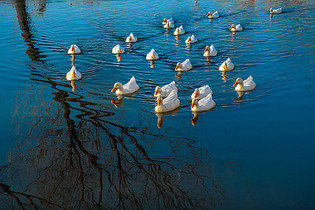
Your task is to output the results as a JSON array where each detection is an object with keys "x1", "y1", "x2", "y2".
[{"x1": 0, "y1": 0, "x2": 315, "y2": 209}]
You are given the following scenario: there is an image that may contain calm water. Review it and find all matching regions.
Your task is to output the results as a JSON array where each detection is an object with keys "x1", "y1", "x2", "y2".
[{"x1": 0, "y1": 0, "x2": 315, "y2": 208}]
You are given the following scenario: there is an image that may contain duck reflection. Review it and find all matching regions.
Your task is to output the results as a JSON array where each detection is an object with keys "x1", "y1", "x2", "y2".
[
  {"x1": 175, "y1": 35, "x2": 179, "y2": 42},
  {"x1": 111, "y1": 95, "x2": 124, "y2": 108},
  {"x1": 155, "y1": 109, "x2": 179, "y2": 129},
  {"x1": 71, "y1": 54, "x2": 76, "y2": 66},
  {"x1": 175, "y1": 71, "x2": 183, "y2": 79},
  {"x1": 155, "y1": 113, "x2": 164, "y2": 129},
  {"x1": 150, "y1": 60, "x2": 155, "y2": 68},
  {"x1": 116, "y1": 54, "x2": 122, "y2": 62},
  {"x1": 221, "y1": 71, "x2": 227, "y2": 82},
  {"x1": 270, "y1": 14, "x2": 273, "y2": 20},
  {"x1": 234, "y1": 91, "x2": 245, "y2": 100},
  {"x1": 70, "y1": 81, "x2": 76, "y2": 92},
  {"x1": 191, "y1": 112, "x2": 199, "y2": 126},
  {"x1": 127, "y1": 42, "x2": 133, "y2": 48}
]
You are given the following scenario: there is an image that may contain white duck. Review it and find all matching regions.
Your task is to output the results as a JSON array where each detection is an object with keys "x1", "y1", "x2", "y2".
[
  {"x1": 66, "y1": 66, "x2": 81, "y2": 81},
  {"x1": 146, "y1": 49, "x2": 159, "y2": 61},
  {"x1": 125, "y1": 33, "x2": 137, "y2": 43},
  {"x1": 112, "y1": 44, "x2": 125, "y2": 54},
  {"x1": 154, "y1": 81, "x2": 177, "y2": 97},
  {"x1": 191, "y1": 85, "x2": 213, "y2": 99},
  {"x1": 233, "y1": 76, "x2": 256, "y2": 91},
  {"x1": 67, "y1": 44, "x2": 81, "y2": 54},
  {"x1": 111, "y1": 76, "x2": 140, "y2": 95},
  {"x1": 162, "y1": 18, "x2": 174, "y2": 25},
  {"x1": 175, "y1": 59, "x2": 193, "y2": 71},
  {"x1": 219, "y1": 58, "x2": 234, "y2": 71},
  {"x1": 230, "y1": 24, "x2": 243, "y2": 32},
  {"x1": 270, "y1": 8, "x2": 282, "y2": 14},
  {"x1": 185, "y1": 35, "x2": 197, "y2": 44},
  {"x1": 155, "y1": 90, "x2": 180, "y2": 113},
  {"x1": 174, "y1": 26, "x2": 185, "y2": 35},
  {"x1": 203, "y1": 45, "x2": 217, "y2": 57},
  {"x1": 207, "y1": 11, "x2": 219, "y2": 19},
  {"x1": 164, "y1": 20, "x2": 175, "y2": 29},
  {"x1": 191, "y1": 93, "x2": 215, "y2": 112}
]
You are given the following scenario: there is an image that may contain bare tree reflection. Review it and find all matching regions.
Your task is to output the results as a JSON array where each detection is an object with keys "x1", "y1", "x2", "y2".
[
  {"x1": 15, "y1": 0, "x2": 46, "y2": 61},
  {"x1": 1, "y1": 70, "x2": 225, "y2": 208}
]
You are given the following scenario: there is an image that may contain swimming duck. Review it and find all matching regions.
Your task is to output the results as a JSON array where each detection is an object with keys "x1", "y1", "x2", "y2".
[
  {"x1": 66, "y1": 66, "x2": 81, "y2": 81},
  {"x1": 174, "y1": 26, "x2": 185, "y2": 35},
  {"x1": 233, "y1": 76, "x2": 256, "y2": 91},
  {"x1": 219, "y1": 58, "x2": 234, "y2": 71},
  {"x1": 164, "y1": 20, "x2": 175, "y2": 29},
  {"x1": 203, "y1": 45, "x2": 217, "y2": 57},
  {"x1": 207, "y1": 11, "x2": 219, "y2": 19},
  {"x1": 269, "y1": 8, "x2": 282, "y2": 14},
  {"x1": 191, "y1": 85, "x2": 213, "y2": 99},
  {"x1": 162, "y1": 18, "x2": 174, "y2": 25},
  {"x1": 154, "y1": 81, "x2": 177, "y2": 97},
  {"x1": 155, "y1": 90, "x2": 180, "y2": 113},
  {"x1": 191, "y1": 93, "x2": 215, "y2": 112},
  {"x1": 112, "y1": 44, "x2": 125, "y2": 54},
  {"x1": 146, "y1": 49, "x2": 159, "y2": 61},
  {"x1": 111, "y1": 76, "x2": 139, "y2": 95},
  {"x1": 125, "y1": 33, "x2": 137, "y2": 43},
  {"x1": 67, "y1": 44, "x2": 81, "y2": 54},
  {"x1": 185, "y1": 35, "x2": 197, "y2": 44},
  {"x1": 230, "y1": 24, "x2": 243, "y2": 32},
  {"x1": 175, "y1": 59, "x2": 193, "y2": 71}
]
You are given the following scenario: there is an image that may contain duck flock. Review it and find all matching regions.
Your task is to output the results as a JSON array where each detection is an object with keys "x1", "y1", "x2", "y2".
[{"x1": 66, "y1": 7, "x2": 282, "y2": 113}]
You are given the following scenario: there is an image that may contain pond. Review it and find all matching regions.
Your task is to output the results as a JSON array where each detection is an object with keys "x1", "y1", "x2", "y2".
[{"x1": 0, "y1": 0, "x2": 315, "y2": 208}]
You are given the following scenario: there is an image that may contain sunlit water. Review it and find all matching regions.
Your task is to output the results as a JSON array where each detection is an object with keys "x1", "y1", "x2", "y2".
[{"x1": 0, "y1": 0, "x2": 315, "y2": 208}]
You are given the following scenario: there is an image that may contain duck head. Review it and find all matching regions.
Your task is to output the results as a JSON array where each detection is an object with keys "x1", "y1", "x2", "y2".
[
  {"x1": 191, "y1": 98, "x2": 199, "y2": 108},
  {"x1": 233, "y1": 78, "x2": 244, "y2": 87},
  {"x1": 127, "y1": 36, "x2": 132, "y2": 42},
  {"x1": 223, "y1": 62, "x2": 228, "y2": 70},
  {"x1": 204, "y1": 45, "x2": 210, "y2": 53},
  {"x1": 162, "y1": 18, "x2": 167, "y2": 24},
  {"x1": 156, "y1": 95, "x2": 163, "y2": 106},
  {"x1": 230, "y1": 24, "x2": 236, "y2": 30},
  {"x1": 154, "y1": 86, "x2": 161, "y2": 96},
  {"x1": 70, "y1": 44, "x2": 75, "y2": 53},
  {"x1": 118, "y1": 47, "x2": 122, "y2": 54},
  {"x1": 207, "y1": 12, "x2": 212, "y2": 17},
  {"x1": 175, "y1": 62, "x2": 182, "y2": 70},
  {"x1": 111, "y1": 82, "x2": 123, "y2": 92},
  {"x1": 175, "y1": 28, "x2": 179, "y2": 34},
  {"x1": 269, "y1": 8, "x2": 273, "y2": 13},
  {"x1": 193, "y1": 88, "x2": 200, "y2": 98},
  {"x1": 187, "y1": 36, "x2": 191, "y2": 43}
]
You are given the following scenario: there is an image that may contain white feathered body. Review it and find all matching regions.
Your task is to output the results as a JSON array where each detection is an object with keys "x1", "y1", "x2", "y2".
[
  {"x1": 66, "y1": 66, "x2": 81, "y2": 81},
  {"x1": 191, "y1": 94, "x2": 216, "y2": 112},
  {"x1": 235, "y1": 76, "x2": 256, "y2": 91},
  {"x1": 219, "y1": 58, "x2": 234, "y2": 71},
  {"x1": 176, "y1": 59, "x2": 193, "y2": 71},
  {"x1": 146, "y1": 49, "x2": 159, "y2": 61},
  {"x1": 191, "y1": 85, "x2": 213, "y2": 99},
  {"x1": 155, "y1": 90, "x2": 180, "y2": 113},
  {"x1": 155, "y1": 81, "x2": 177, "y2": 97}
]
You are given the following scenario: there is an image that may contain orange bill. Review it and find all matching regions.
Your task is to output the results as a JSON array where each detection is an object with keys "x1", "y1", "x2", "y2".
[{"x1": 111, "y1": 86, "x2": 116, "y2": 92}]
